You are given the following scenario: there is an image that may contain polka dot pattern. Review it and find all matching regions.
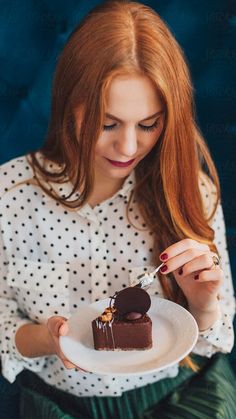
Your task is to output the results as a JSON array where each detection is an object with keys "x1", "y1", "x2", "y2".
[{"x1": 0, "y1": 155, "x2": 235, "y2": 396}]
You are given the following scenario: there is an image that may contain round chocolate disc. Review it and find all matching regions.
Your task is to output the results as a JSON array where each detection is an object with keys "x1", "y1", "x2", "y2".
[{"x1": 114, "y1": 287, "x2": 151, "y2": 315}]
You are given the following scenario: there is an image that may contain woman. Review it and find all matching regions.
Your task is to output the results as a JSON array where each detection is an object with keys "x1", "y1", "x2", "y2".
[{"x1": 0, "y1": 1, "x2": 235, "y2": 418}]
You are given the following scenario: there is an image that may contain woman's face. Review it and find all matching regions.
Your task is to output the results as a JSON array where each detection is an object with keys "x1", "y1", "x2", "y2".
[{"x1": 95, "y1": 74, "x2": 164, "y2": 184}]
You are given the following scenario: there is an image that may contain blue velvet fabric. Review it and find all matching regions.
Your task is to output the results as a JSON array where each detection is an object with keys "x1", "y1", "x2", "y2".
[{"x1": 0, "y1": 1, "x2": 235, "y2": 416}]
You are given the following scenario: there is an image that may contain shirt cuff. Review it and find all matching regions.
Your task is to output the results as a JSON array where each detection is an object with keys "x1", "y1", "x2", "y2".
[
  {"x1": 193, "y1": 310, "x2": 234, "y2": 357},
  {"x1": 198, "y1": 315, "x2": 222, "y2": 339},
  {"x1": 2, "y1": 319, "x2": 47, "y2": 383}
]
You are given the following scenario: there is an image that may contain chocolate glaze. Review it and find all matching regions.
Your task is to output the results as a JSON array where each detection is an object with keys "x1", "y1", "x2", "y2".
[{"x1": 92, "y1": 315, "x2": 152, "y2": 350}]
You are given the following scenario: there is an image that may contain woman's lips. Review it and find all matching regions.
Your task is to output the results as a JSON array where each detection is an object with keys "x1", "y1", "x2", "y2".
[{"x1": 106, "y1": 158, "x2": 135, "y2": 167}]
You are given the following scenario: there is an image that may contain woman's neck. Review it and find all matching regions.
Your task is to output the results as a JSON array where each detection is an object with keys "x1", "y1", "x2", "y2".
[{"x1": 87, "y1": 174, "x2": 125, "y2": 208}]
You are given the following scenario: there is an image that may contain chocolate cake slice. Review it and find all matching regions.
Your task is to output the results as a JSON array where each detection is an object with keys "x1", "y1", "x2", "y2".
[{"x1": 92, "y1": 287, "x2": 152, "y2": 350}]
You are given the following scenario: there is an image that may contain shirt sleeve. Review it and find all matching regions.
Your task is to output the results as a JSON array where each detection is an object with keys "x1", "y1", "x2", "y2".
[
  {"x1": 0, "y1": 227, "x2": 47, "y2": 383},
  {"x1": 192, "y1": 186, "x2": 235, "y2": 356}
]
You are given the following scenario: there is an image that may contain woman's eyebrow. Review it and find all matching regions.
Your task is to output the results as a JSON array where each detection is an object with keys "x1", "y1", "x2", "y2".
[{"x1": 105, "y1": 110, "x2": 164, "y2": 123}]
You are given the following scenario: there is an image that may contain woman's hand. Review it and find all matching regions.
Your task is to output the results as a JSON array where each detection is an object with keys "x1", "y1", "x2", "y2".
[
  {"x1": 47, "y1": 316, "x2": 84, "y2": 370},
  {"x1": 159, "y1": 239, "x2": 223, "y2": 325}
]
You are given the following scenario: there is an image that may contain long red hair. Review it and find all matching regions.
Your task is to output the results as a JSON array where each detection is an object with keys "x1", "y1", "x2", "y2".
[{"x1": 29, "y1": 0, "x2": 221, "y2": 370}]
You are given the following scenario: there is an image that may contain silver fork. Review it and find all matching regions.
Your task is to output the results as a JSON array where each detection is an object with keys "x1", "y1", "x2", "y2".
[{"x1": 134, "y1": 262, "x2": 165, "y2": 290}]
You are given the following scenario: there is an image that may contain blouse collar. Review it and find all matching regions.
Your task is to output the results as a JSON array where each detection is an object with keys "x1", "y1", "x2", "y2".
[{"x1": 34, "y1": 152, "x2": 135, "y2": 205}]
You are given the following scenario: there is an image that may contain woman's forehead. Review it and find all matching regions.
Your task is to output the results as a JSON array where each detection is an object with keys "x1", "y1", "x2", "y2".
[{"x1": 105, "y1": 74, "x2": 163, "y2": 121}]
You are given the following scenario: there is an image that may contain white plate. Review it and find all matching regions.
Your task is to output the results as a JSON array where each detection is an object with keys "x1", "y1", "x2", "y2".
[{"x1": 59, "y1": 297, "x2": 198, "y2": 376}]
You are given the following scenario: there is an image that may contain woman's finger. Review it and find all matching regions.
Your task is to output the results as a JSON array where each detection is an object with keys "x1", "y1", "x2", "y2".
[
  {"x1": 160, "y1": 238, "x2": 209, "y2": 261},
  {"x1": 63, "y1": 359, "x2": 77, "y2": 369},
  {"x1": 62, "y1": 357, "x2": 88, "y2": 372},
  {"x1": 178, "y1": 252, "x2": 219, "y2": 277},
  {"x1": 59, "y1": 322, "x2": 69, "y2": 336},
  {"x1": 160, "y1": 248, "x2": 208, "y2": 274},
  {"x1": 58, "y1": 346, "x2": 77, "y2": 369},
  {"x1": 195, "y1": 268, "x2": 224, "y2": 283},
  {"x1": 48, "y1": 316, "x2": 89, "y2": 372},
  {"x1": 75, "y1": 366, "x2": 90, "y2": 373},
  {"x1": 47, "y1": 316, "x2": 68, "y2": 336}
]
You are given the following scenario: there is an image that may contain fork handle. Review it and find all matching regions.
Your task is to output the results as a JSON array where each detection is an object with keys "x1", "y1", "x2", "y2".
[{"x1": 151, "y1": 262, "x2": 165, "y2": 275}]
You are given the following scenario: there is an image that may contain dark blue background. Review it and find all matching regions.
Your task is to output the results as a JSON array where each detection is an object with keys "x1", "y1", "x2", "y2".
[{"x1": 0, "y1": 1, "x2": 235, "y2": 416}]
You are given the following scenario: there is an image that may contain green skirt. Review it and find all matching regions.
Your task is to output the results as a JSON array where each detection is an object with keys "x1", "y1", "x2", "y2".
[{"x1": 17, "y1": 354, "x2": 236, "y2": 419}]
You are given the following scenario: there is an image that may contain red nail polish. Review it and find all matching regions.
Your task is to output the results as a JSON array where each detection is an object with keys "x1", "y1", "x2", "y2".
[
  {"x1": 160, "y1": 264, "x2": 168, "y2": 273},
  {"x1": 194, "y1": 274, "x2": 199, "y2": 280},
  {"x1": 178, "y1": 267, "x2": 183, "y2": 275},
  {"x1": 160, "y1": 253, "x2": 168, "y2": 261}
]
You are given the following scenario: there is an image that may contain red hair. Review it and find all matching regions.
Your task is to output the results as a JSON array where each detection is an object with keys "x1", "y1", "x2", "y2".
[{"x1": 29, "y1": 1, "x2": 221, "y2": 369}]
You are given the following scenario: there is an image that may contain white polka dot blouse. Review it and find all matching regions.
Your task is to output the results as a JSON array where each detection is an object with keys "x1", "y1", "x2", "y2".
[{"x1": 0, "y1": 154, "x2": 235, "y2": 397}]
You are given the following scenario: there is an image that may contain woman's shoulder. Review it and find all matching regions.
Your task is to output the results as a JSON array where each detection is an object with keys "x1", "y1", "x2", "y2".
[
  {"x1": 198, "y1": 170, "x2": 219, "y2": 221},
  {"x1": 0, "y1": 154, "x2": 34, "y2": 199}
]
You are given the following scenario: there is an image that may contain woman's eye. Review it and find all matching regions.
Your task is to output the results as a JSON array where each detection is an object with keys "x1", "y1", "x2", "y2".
[
  {"x1": 139, "y1": 119, "x2": 160, "y2": 132},
  {"x1": 103, "y1": 124, "x2": 116, "y2": 131},
  {"x1": 103, "y1": 118, "x2": 161, "y2": 132}
]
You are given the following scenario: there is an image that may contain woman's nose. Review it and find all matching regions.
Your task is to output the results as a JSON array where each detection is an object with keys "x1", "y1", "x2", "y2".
[{"x1": 115, "y1": 128, "x2": 138, "y2": 157}]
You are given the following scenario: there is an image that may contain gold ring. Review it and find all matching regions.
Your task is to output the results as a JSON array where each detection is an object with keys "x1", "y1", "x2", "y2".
[{"x1": 210, "y1": 255, "x2": 220, "y2": 269}]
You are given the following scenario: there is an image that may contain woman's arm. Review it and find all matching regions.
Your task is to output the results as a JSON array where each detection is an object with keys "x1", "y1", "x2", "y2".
[
  {"x1": 15, "y1": 323, "x2": 54, "y2": 357},
  {"x1": 192, "y1": 201, "x2": 235, "y2": 356},
  {"x1": 188, "y1": 303, "x2": 221, "y2": 332},
  {"x1": 0, "y1": 231, "x2": 47, "y2": 383},
  {"x1": 15, "y1": 318, "x2": 77, "y2": 369}
]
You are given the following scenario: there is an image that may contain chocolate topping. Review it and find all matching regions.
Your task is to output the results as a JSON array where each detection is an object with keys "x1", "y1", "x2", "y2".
[
  {"x1": 125, "y1": 312, "x2": 142, "y2": 321},
  {"x1": 114, "y1": 287, "x2": 151, "y2": 315}
]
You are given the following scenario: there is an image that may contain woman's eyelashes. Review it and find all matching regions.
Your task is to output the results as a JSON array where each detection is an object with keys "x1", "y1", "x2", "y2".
[{"x1": 103, "y1": 118, "x2": 160, "y2": 132}]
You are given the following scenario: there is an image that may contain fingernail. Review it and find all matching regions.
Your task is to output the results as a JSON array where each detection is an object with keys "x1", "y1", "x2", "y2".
[
  {"x1": 160, "y1": 253, "x2": 168, "y2": 261},
  {"x1": 194, "y1": 274, "x2": 199, "y2": 280},
  {"x1": 60, "y1": 323, "x2": 67, "y2": 335},
  {"x1": 178, "y1": 267, "x2": 183, "y2": 275},
  {"x1": 64, "y1": 360, "x2": 75, "y2": 369},
  {"x1": 160, "y1": 264, "x2": 168, "y2": 273}
]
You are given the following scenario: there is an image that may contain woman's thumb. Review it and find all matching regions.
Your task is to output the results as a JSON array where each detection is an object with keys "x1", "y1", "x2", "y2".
[
  {"x1": 59, "y1": 321, "x2": 69, "y2": 336},
  {"x1": 47, "y1": 316, "x2": 68, "y2": 336}
]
